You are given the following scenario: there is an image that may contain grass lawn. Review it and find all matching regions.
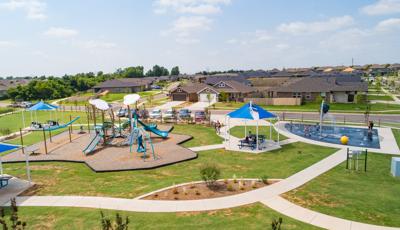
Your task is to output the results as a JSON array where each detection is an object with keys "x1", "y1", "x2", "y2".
[
  {"x1": 172, "y1": 124, "x2": 223, "y2": 147},
  {"x1": 229, "y1": 125, "x2": 287, "y2": 141},
  {"x1": 3, "y1": 142, "x2": 336, "y2": 198},
  {"x1": 0, "y1": 107, "x2": 14, "y2": 115},
  {"x1": 367, "y1": 95, "x2": 394, "y2": 101},
  {"x1": 212, "y1": 102, "x2": 400, "y2": 113},
  {"x1": 283, "y1": 153, "x2": 400, "y2": 227},
  {"x1": 0, "y1": 111, "x2": 96, "y2": 133},
  {"x1": 1, "y1": 204, "x2": 321, "y2": 230},
  {"x1": 392, "y1": 129, "x2": 400, "y2": 148}
]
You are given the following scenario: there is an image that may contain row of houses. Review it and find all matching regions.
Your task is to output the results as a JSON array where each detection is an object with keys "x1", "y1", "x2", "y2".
[{"x1": 169, "y1": 75, "x2": 368, "y2": 104}]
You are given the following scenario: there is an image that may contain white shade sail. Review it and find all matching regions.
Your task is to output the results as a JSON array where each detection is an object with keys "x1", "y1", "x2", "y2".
[{"x1": 123, "y1": 94, "x2": 141, "y2": 106}]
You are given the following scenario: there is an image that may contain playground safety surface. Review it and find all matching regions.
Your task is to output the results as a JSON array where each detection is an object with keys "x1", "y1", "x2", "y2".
[{"x1": 2, "y1": 128, "x2": 197, "y2": 172}]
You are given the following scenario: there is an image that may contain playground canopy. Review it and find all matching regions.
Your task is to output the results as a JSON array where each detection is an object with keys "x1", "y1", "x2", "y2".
[
  {"x1": 227, "y1": 102, "x2": 276, "y2": 120},
  {"x1": 226, "y1": 102, "x2": 280, "y2": 151},
  {"x1": 27, "y1": 101, "x2": 58, "y2": 111}
]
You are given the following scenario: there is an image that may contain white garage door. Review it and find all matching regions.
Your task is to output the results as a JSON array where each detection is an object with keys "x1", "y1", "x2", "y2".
[{"x1": 199, "y1": 93, "x2": 217, "y2": 103}]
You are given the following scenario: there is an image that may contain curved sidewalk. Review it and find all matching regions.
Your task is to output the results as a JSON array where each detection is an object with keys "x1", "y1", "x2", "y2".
[{"x1": 13, "y1": 148, "x2": 347, "y2": 211}]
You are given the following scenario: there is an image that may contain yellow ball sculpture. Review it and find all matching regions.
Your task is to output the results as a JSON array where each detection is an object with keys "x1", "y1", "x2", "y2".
[{"x1": 340, "y1": 136, "x2": 349, "y2": 145}]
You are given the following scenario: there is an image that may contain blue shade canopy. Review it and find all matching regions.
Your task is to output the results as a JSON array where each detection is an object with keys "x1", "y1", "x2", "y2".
[
  {"x1": 27, "y1": 101, "x2": 59, "y2": 111},
  {"x1": 228, "y1": 102, "x2": 276, "y2": 120},
  {"x1": 0, "y1": 143, "x2": 19, "y2": 153}
]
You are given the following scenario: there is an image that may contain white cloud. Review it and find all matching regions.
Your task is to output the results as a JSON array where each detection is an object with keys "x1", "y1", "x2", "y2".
[
  {"x1": 361, "y1": 0, "x2": 400, "y2": 15},
  {"x1": 276, "y1": 43, "x2": 290, "y2": 50},
  {"x1": 79, "y1": 40, "x2": 117, "y2": 49},
  {"x1": 226, "y1": 38, "x2": 238, "y2": 44},
  {"x1": 375, "y1": 18, "x2": 400, "y2": 31},
  {"x1": 154, "y1": 0, "x2": 230, "y2": 15},
  {"x1": 0, "y1": 40, "x2": 19, "y2": 47},
  {"x1": 164, "y1": 16, "x2": 212, "y2": 40},
  {"x1": 0, "y1": 0, "x2": 46, "y2": 20},
  {"x1": 277, "y1": 16, "x2": 355, "y2": 35},
  {"x1": 43, "y1": 27, "x2": 79, "y2": 38}
]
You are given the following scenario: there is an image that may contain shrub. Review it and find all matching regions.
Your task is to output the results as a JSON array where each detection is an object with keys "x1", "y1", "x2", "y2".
[
  {"x1": 223, "y1": 178, "x2": 228, "y2": 184},
  {"x1": 0, "y1": 198, "x2": 27, "y2": 229},
  {"x1": 233, "y1": 174, "x2": 237, "y2": 183},
  {"x1": 260, "y1": 175, "x2": 269, "y2": 184},
  {"x1": 271, "y1": 217, "x2": 283, "y2": 230},
  {"x1": 200, "y1": 164, "x2": 221, "y2": 186},
  {"x1": 251, "y1": 180, "x2": 257, "y2": 188},
  {"x1": 100, "y1": 211, "x2": 129, "y2": 230},
  {"x1": 227, "y1": 184, "x2": 234, "y2": 192}
]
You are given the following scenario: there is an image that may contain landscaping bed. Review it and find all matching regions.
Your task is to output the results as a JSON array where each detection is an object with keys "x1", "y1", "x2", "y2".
[{"x1": 143, "y1": 179, "x2": 279, "y2": 200}]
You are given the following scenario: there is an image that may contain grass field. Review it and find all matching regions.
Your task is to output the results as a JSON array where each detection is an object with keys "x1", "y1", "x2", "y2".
[
  {"x1": 283, "y1": 153, "x2": 400, "y2": 227},
  {"x1": 212, "y1": 102, "x2": 400, "y2": 113},
  {"x1": 229, "y1": 126, "x2": 287, "y2": 141},
  {"x1": 0, "y1": 111, "x2": 93, "y2": 133},
  {"x1": 172, "y1": 124, "x2": 223, "y2": 147},
  {"x1": 392, "y1": 129, "x2": 400, "y2": 148},
  {"x1": 367, "y1": 95, "x2": 394, "y2": 101},
  {"x1": 3, "y1": 142, "x2": 336, "y2": 198},
  {"x1": 0, "y1": 204, "x2": 321, "y2": 230},
  {"x1": 0, "y1": 107, "x2": 14, "y2": 115}
]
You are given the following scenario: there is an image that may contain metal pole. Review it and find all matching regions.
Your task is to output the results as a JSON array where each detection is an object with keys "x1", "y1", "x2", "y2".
[
  {"x1": 69, "y1": 115, "x2": 72, "y2": 142},
  {"x1": 24, "y1": 143, "x2": 31, "y2": 183},
  {"x1": 49, "y1": 130, "x2": 52, "y2": 142},
  {"x1": 19, "y1": 128, "x2": 25, "y2": 155},
  {"x1": 42, "y1": 128, "x2": 48, "y2": 154},
  {"x1": 256, "y1": 120, "x2": 259, "y2": 150},
  {"x1": 22, "y1": 110, "x2": 26, "y2": 129},
  {"x1": 364, "y1": 149, "x2": 368, "y2": 172},
  {"x1": 86, "y1": 105, "x2": 90, "y2": 134}
]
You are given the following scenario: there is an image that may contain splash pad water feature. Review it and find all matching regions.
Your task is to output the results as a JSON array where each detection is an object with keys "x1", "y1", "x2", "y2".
[{"x1": 285, "y1": 100, "x2": 380, "y2": 149}]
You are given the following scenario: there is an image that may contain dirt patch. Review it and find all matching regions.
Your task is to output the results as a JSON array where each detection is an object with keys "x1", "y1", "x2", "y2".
[
  {"x1": 283, "y1": 190, "x2": 343, "y2": 208},
  {"x1": 142, "y1": 179, "x2": 276, "y2": 200}
]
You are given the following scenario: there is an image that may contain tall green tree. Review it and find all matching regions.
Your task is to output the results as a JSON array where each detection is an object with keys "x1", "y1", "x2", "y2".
[{"x1": 171, "y1": 66, "x2": 180, "y2": 75}]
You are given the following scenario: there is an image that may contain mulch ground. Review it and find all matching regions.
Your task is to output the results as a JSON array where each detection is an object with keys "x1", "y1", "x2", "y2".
[{"x1": 143, "y1": 180, "x2": 273, "y2": 200}]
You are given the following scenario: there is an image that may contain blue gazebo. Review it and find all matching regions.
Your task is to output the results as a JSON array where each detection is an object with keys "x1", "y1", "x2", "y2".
[
  {"x1": 226, "y1": 102, "x2": 280, "y2": 150},
  {"x1": 22, "y1": 100, "x2": 59, "y2": 128}
]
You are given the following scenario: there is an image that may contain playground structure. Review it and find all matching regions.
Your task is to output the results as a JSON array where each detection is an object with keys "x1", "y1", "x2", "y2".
[{"x1": 83, "y1": 94, "x2": 173, "y2": 160}]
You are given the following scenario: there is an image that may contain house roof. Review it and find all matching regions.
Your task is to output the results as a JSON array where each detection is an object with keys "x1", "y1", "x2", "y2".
[
  {"x1": 93, "y1": 78, "x2": 153, "y2": 89},
  {"x1": 178, "y1": 83, "x2": 211, "y2": 94},
  {"x1": 204, "y1": 75, "x2": 251, "y2": 85},
  {"x1": 0, "y1": 79, "x2": 31, "y2": 91},
  {"x1": 272, "y1": 77, "x2": 367, "y2": 93},
  {"x1": 213, "y1": 80, "x2": 254, "y2": 93},
  {"x1": 271, "y1": 71, "x2": 294, "y2": 78}
]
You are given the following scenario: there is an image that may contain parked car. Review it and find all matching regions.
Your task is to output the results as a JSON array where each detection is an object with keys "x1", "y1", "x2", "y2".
[
  {"x1": 116, "y1": 108, "x2": 128, "y2": 117},
  {"x1": 151, "y1": 85, "x2": 162, "y2": 90},
  {"x1": 20, "y1": 101, "x2": 33, "y2": 108},
  {"x1": 149, "y1": 109, "x2": 162, "y2": 119},
  {"x1": 163, "y1": 109, "x2": 176, "y2": 120},
  {"x1": 178, "y1": 109, "x2": 191, "y2": 120},
  {"x1": 194, "y1": 111, "x2": 206, "y2": 122}
]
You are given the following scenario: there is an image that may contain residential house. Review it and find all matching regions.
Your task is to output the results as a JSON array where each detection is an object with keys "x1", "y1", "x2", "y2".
[
  {"x1": 0, "y1": 79, "x2": 31, "y2": 97},
  {"x1": 92, "y1": 78, "x2": 153, "y2": 93},
  {"x1": 169, "y1": 80, "x2": 255, "y2": 103},
  {"x1": 268, "y1": 76, "x2": 367, "y2": 103}
]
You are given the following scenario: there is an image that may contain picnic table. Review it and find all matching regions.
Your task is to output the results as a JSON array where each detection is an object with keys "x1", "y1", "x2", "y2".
[{"x1": 238, "y1": 135, "x2": 266, "y2": 150}]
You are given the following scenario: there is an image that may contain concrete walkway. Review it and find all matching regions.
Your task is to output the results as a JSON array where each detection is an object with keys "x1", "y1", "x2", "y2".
[{"x1": 188, "y1": 144, "x2": 225, "y2": 152}]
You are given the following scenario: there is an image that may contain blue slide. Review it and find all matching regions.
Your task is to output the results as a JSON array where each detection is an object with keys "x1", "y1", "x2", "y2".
[
  {"x1": 83, "y1": 132, "x2": 102, "y2": 155},
  {"x1": 136, "y1": 118, "x2": 172, "y2": 139}
]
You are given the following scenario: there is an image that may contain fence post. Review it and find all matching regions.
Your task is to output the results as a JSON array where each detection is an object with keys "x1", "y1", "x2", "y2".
[{"x1": 301, "y1": 113, "x2": 303, "y2": 122}]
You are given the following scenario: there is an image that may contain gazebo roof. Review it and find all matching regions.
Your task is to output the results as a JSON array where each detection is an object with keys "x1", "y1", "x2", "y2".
[
  {"x1": 228, "y1": 102, "x2": 276, "y2": 120},
  {"x1": 27, "y1": 101, "x2": 58, "y2": 111}
]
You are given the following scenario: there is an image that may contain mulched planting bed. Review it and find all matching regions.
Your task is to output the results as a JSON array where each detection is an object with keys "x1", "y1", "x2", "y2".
[{"x1": 143, "y1": 179, "x2": 279, "y2": 200}]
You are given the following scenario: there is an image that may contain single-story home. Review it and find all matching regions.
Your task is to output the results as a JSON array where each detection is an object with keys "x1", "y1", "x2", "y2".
[
  {"x1": 169, "y1": 80, "x2": 255, "y2": 103},
  {"x1": 267, "y1": 77, "x2": 368, "y2": 103},
  {"x1": 0, "y1": 79, "x2": 31, "y2": 97},
  {"x1": 92, "y1": 78, "x2": 153, "y2": 93}
]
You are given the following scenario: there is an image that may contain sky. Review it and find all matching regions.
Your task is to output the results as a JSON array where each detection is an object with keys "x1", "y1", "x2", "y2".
[{"x1": 1, "y1": 0, "x2": 400, "y2": 76}]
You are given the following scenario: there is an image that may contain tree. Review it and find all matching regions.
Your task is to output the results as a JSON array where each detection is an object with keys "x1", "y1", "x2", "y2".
[
  {"x1": 146, "y1": 65, "x2": 169, "y2": 77},
  {"x1": 171, "y1": 66, "x2": 180, "y2": 76},
  {"x1": 120, "y1": 66, "x2": 144, "y2": 78}
]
